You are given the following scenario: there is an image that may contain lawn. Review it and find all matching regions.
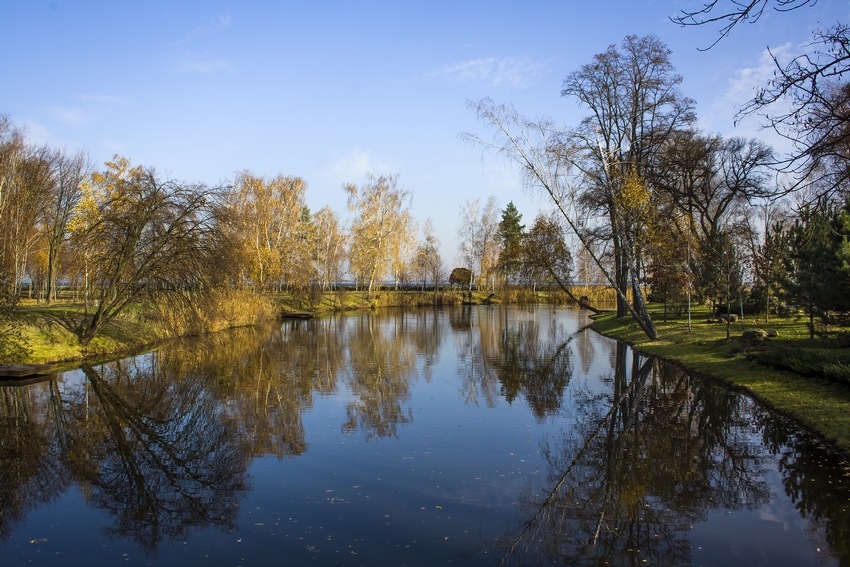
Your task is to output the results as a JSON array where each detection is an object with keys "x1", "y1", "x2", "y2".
[{"x1": 591, "y1": 304, "x2": 850, "y2": 454}]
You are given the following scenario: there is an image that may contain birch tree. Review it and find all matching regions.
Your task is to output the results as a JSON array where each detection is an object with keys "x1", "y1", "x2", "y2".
[
  {"x1": 313, "y1": 206, "x2": 347, "y2": 291},
  {"x1": 231, "y1": 171, "x2": 309, "y2": 291},
  {"x1": 42, "y1": 149, "x2": 90, "y2": 303},
  {"x1": 412, "y1": 218, "x2": 443, "y2": 290},
  {"x1": 346, "y1": 174, "x2": 414, "y2": 295},
  {"x1": 457, "y1": 196, "x2": 500, "y2": 290}
]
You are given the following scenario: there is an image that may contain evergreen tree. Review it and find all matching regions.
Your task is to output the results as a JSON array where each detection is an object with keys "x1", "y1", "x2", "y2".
[
  {"x1": 497, "y1": 201, "x2": 525, "y2": 284},
  {"x1": 786, "y1": 201, "x2": 850, "y2": 337}
]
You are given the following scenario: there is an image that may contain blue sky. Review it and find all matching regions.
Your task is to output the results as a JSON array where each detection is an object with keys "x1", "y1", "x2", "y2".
[{"x1": 3, "y1": 0, "x2": 847, "y2": 262}]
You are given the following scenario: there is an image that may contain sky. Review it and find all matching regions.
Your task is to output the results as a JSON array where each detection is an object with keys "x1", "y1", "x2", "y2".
[{"x1": 2, "y1": 0, "x2": 848, "y2": 263}]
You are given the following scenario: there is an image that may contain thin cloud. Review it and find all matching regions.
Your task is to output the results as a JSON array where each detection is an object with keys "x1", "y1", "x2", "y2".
[
  {"x1": 722, "y1": 43, "x2": 794, "y2": 108},
  {"x1": 176, "y1": 13, "x2": 232, "y2": 45},
  {"x1": 47, "y1": 105, "x2": 92, "y2": 125},
  {"x1": 77, "y1": 93, "x2": 130, "y2": 106},
  {"x1": 172, "y1": 52, "x2": 236, "y2": 74},
  {"x1": 430, "y1": 56, "x2": 543, "y2": 89},
  {"x1": 329, "y1": 148, "x2": 395, "y2": 184},
  {"x1": 709, "y1": 43, "x2": 796, "y2": 152}
]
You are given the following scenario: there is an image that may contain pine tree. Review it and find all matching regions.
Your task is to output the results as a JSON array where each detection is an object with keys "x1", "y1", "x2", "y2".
[{"x1": 497, "y1": 201, "x2": 525, "y2": 285}]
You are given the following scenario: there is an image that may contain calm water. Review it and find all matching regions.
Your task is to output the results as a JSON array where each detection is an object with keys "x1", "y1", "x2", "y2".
[{"x1": 1, "y1": 305, "x2": 849, "y2": 566}]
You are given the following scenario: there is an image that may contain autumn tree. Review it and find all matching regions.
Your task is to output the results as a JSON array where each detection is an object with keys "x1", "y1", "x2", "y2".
[
  {"x1": 229, "y1": 171, "x2": 310, "y2": 292},
  {"x1": 346, "y1": 174, "x2": 414, "y2": 295},
  {"x1": 389, "y1": 215, "x2": 418, "y2": 290},
  {"x1": 521, "y1": 213, "x2": 574, "y2": 295},
  {"x1": 312, "y1": 205, "x2": 347, "y2": 291},
  {"x1": 457, "y1": 196, "x2": 500, "y2": 290},
  {"x1": 0, "y1": 123, "x2": 52, "y2": 295},
  {"x1": 69, "y1": 156, "x2": 228, "y2": 345},
  {"x1": 560, "y1": 34, "x2": 696, "y2": 336},
  {"x1": 412, "y1": 218, "x2": 443, "y2": 290},
  {"x1": 0, "y1": 116, "x2": 26, "y2": 294},
  {"x1": 449, "y1": 267, "x2": 472, "y2": 287}
]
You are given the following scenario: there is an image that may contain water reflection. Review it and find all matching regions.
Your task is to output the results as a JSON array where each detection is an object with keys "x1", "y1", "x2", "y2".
[
  {"x1": 0, "y1": 383, "x2": 68, "y2": 539},
  {"x1": 0, "y1": 307, "x2": 848, "y2": 566},
  {"x1": 487, "y1": 342, "x2": 782, "y2": 565},
  {"x1": 66, "y1": 361, "x2": 249, "y2": 550},
  {"x1": 760, "y1": 412, "x2": 850, "y2": 566}
]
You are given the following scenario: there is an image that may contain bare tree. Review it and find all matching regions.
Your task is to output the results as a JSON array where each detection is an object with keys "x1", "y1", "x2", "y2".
[
  {"x1": 670, "y1": 0, "x2": 816, "y2": 49},
  {"x1": 672, "y1": 1, "x2": 849, "y2": 198},
  {"x1": 466, "y1": 36, "x2": 694, "y2": 339},
  {"x1": 42, "y1": 149, "x2": 90, "y2": 303}
]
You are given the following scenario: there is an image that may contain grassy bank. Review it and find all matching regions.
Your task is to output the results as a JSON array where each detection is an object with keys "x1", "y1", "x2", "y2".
[
  {"x1": 13, "y1": 288, "x2": 278, "y2": 365},
  {"x1": 590, "y1": 305, "x2": 850, "y2": 454},
  {"x1": 10, "y1": 288, "x2": 487, "y2": 365}
]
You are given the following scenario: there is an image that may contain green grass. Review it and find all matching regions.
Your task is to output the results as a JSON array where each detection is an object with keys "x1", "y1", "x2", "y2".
[
  {"x1": 591, "y1": 305, "x2": 850, "y2": 454},
  {"x1": 14, "y1": 303, "x2": 167, "y2": 364}
]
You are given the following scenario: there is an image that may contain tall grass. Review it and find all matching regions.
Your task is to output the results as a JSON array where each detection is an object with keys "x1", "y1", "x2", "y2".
[
  {"x1": 147, "y1": 289, "x2": 277, "y2": 337},
  {"x1": 756, "y1": 348, "x2": 850, "y2": 387}
]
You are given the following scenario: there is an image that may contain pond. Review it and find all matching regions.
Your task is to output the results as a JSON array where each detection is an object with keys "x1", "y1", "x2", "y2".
[{"x1": 1, "y1": 305, "x2": 849, "y2": 566}]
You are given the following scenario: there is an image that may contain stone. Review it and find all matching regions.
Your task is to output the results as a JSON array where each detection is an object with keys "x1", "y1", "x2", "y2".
[
  {"x1": 766, "y1": 329, "x2": 779, "y2": 337},
  {"x1": 742, "y1": 329, "x2": 767, "y2": 340},
  {"x1": 728, "y1": 313, "x2": 738, "y2": 323},
  {"x1": 837, "y1": 332, "x2": 850, "y2": 349}
]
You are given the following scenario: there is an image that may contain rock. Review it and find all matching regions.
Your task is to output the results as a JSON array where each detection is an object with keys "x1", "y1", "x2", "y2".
[
  {"x1": 766, "y1": 329, "x2": 779, "y2": 337},
  {"x1": 707, "y1": 317, "x2": 716, "y2": 324},
  {"x1": 728, "y1": 313, "x2": 739, "y2": 323},
  {"x1": 837, "y1": 332, "x2": 850, "y2": 349},
  {"x1": 742, "y1": 329, "x2": 767, "y2": 340}
]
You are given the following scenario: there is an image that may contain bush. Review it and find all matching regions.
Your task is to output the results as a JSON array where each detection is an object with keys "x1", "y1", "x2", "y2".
[{"x1": 756, "y1": 347, "x2": 850, "y2": 387}]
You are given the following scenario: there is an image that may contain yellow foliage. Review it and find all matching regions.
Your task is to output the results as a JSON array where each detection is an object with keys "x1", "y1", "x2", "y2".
[
  {"x1": 614, "y1": 166, "x2": 652, "y2": 219},
  {"x1": 67, "y1": 178, "x2": 99, "y2": 234}
]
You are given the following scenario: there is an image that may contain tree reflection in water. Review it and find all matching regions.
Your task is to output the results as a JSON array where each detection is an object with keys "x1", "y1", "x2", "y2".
[
  {"x1": 488, "y1": 342, "x2": 776, "y2": 566},
  {"x1": 760, "y1": 411, "x2": 850, "y2": 566},
  {"x1": 455, "y1": 306, "x2": 578, "y2": 420},
  {"x1": 62, "y1": 360, "x2": 250, "y2": 551},
  {"x1": 343, "y1": 310, "x2": 430, "y2": 439},
  {"x1": 1, "y1": 308, "x2": 849, "y2": 564},
  {"x1": 0, "y1": 382, "x2": 68, "y2": 539}
]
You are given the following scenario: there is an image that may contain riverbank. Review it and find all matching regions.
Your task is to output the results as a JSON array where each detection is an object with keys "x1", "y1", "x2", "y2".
[
  {"x1": 9, "y1": 289, "x2": 490, "y2": 366},
  {"x1": 20, "y1": 291, "x2": 848, "y2": 456},
  {"x1": 589, "y1": 307, "x2": 850, "y2": 454}
]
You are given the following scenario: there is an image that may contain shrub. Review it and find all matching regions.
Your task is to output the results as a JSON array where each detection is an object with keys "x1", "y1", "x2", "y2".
[{"x1": 756, "y1": 347, "x2": 850, "y2": 387}]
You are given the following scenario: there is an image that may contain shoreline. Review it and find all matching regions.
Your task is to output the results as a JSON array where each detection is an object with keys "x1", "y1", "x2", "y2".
[
  {"x1": 13, "y1": 296, "x2": 850, "y2": 457},
  {"x1": 588, "y1": 311, "x2": 850, "y2": 457}
]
